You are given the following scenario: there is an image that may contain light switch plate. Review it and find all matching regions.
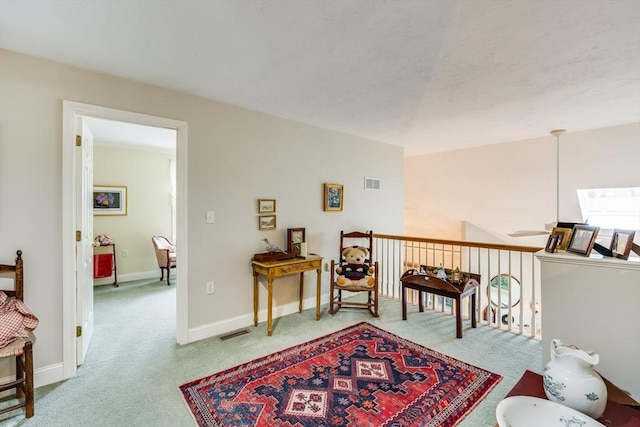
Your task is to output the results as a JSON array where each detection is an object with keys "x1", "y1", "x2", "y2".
[{"x1": 206, "y1": 211, "x2": 215, "y2": 223}]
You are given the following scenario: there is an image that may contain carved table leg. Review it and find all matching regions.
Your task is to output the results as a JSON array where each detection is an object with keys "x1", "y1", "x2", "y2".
[
  {"x1": 267, "y1": 278, "x2": 273, "y2": 336},
  {"x1": 315, "y1": 267, "x2": 321, "y2": 320},
  {"x1": 402, "y1": 283, "x2": 407, "y2": 320},
  {"x1": 253, "y1": 271, "x2": 259, "y2": 327},
  {"x1": 471, "y1": 290, "x2": 477, "y2": 328},
  {"x1": 298, "y1": 272, "x2": 304, "y2": 313},
  {"x1": 455, "y1": 297, "x2": 463, "y2": 339}
]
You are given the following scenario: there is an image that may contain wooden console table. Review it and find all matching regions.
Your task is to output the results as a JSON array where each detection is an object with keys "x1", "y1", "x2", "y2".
[
  {"x1": 251, "y1": 255, "x2": 323, "y2": 336},
  {"x1": 93, "y1": 243, "x2": 118, "y2": 287},
  {"x1": 401, "y1": 269, "x2": 480, "y2": 338}
]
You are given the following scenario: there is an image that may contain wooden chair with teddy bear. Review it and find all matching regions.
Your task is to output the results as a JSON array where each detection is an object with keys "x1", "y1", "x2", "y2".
[{"x1": 329, "y1": 230, "x2": 379, "y2": 317}]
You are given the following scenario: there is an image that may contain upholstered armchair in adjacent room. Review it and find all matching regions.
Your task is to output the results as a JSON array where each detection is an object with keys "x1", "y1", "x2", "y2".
[{"x1": 151, "y1": 236, "x2": 177, "y2": 285}]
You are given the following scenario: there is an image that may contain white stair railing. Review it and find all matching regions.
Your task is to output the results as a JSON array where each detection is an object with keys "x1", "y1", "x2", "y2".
[{"x1": 373, "y1": 234, "x2": 542, "y2": 338}]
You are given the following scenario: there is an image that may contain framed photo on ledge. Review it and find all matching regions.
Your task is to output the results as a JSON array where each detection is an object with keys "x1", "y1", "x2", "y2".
[
  {"x1": 324, "y1": 183, "x2": 343, "y2": 212},
  {"x1": 545, "y1": 234, "x2": 559, "y2": 253},
  {"x1": 551, "y1": 227, "x2": 573, "y2": 251},
  {"x1": 566, "y1": 225, "x2": 600, "y2": 257},
  {"x1": 610, "y1": 229, "x2": 636, "y2": 260},
  {"x1": 93, "y1": 185, "x2": 127, "y2": 216}
]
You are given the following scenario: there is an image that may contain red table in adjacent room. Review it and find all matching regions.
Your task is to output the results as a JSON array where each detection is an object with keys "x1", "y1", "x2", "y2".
[{"x1": 93, "y1": 242, "x2": 118, "y2": 287}]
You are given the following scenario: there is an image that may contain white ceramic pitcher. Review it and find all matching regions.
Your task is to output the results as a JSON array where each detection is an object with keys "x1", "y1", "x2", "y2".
[{"x1": 543, "y1": 339, "x2": 608, "y2": 419}]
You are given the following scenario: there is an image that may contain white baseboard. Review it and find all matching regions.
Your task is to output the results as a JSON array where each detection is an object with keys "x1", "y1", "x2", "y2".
[
  {"x1": 187, "y1": 292, "x2": 330, "y2": 343},
  {"x1": 34, "y1": 362, "x2": 64, "y2": 388},
  {"x1": 94, "y1": 270, "x2": 159, "y2": 286},
  {"x1": 0, "y1": 362, "x2": 64, "y2": 395},
  {"x1": 4, "y1": 292, "x2": 326, "y2": 391}
]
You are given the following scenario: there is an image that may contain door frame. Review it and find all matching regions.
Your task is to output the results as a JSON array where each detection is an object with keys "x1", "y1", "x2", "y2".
[{"x1": 62, "y1": 101, "x2": 189, "y2": 379}]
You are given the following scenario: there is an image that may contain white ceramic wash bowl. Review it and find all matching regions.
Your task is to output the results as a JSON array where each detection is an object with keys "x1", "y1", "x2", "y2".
[{"x1": 496, "y1": 396, "x2": 605, "y2": 427}]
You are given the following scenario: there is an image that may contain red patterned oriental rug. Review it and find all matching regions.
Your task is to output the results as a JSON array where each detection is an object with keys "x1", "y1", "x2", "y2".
[{"x1": 179, "y1": 322, "x2": 502, "y2": 427}]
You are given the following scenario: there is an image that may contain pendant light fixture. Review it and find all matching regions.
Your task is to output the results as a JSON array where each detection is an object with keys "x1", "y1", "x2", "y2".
[
  {"x1": 550, "y1": 129, "x2": 566, "y2": 227},
  {"x1": 508, "y1": 129, "x2": 565, "y2": 237}
]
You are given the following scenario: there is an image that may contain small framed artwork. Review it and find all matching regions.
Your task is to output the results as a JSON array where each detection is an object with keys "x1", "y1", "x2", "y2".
[
  {"x1": 566, "y1": 225, "x2": 600, "y2": 256},
  {"x1": 258, "y1": 215, "x2": 276, "y2": 231},
  {"x1": 545, "y1": 234, "x2": 559, "y2": 253},
  {"x1": 286, "y1": 228, "x2": 305, "y2": 253},
  {"x1": 551, "y1": 227, "x2": 573, "y2": 250},
  {"x1": 323, "y1": 183, "x2": 343, "y2": 212},
  {"x1": 610, "y1": 229, "x2": 636, "y2": 260},
  {"x1": 93, "y1": 185, "x2": 127, "y2": 216},
  {"x1": 258, "y1": 199, "x2": 276, "y2": 214}
]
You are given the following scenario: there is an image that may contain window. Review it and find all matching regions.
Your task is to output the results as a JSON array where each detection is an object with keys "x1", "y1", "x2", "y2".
[{"x1": 577, "y1": 187, "x2": 640, "y2": 233}]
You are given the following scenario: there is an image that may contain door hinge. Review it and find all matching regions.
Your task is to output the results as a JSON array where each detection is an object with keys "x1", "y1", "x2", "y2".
[
  {"x1": 76, "y1": 230, "x2": 81, "y2": 242},
  {"x1": 76, "y1": 326, "x2": 82, "y2": 337},
  {"x1": 76, "y1": 135, "x2": 82, "y2": 146}
]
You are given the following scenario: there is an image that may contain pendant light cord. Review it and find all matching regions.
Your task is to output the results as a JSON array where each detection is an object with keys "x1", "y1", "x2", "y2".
[
  {"x1": 550, "y1": 129, "x2": 566, "y2": 224},
  {"x1": 556, "y1": 134, "x2": 560, "y2": 223}
]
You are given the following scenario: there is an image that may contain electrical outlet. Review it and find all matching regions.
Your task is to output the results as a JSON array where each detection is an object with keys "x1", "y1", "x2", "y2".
[
  {"x1": 206, "y1": 281, "x2": 214, "y2": 294},
  {"x1": 122, "y1": 249, "x2": 128, "y2": 258}
]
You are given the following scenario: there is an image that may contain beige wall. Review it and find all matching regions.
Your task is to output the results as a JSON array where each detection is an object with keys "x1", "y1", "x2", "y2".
[
  {"x1": 6, "y1": 43, "x2": 637, "y2": 389},
  {"x1": 93, "y1": 145, "x2": 175, "y2": 282},
  {"x1": 404, "y1": 123, "x2": 640, "y2": 247},
  {"x1": 0, "y1": 49, "x2": 404, "y2": 382}
]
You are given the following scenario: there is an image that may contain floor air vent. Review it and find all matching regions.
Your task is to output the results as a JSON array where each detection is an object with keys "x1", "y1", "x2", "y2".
[{"x1": 219, "y1": 329, "x2": 250, "y2": 341}]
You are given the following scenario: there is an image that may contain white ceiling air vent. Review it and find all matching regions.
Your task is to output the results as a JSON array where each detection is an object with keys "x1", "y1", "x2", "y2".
[{"x1": 364, "y1": 177, "x2": 381, "y2": 191}]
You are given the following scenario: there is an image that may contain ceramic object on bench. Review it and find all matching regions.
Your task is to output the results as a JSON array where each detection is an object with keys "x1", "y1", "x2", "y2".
[
  {"x1": 543, "y1": 339, "x2": 607, "y2": 419},
  {"x1": 496, "y1": 396, "x2": 605, "y2": 427}
]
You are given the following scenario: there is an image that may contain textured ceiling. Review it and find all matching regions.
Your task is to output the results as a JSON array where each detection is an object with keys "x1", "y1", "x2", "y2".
[{"x1": 1, "y1": 0, "x2": 639, "y2": 155}]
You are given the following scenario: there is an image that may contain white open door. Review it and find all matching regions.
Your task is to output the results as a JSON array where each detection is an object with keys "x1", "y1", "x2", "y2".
[{"x1": 76, "y1": 118, "x2": 94, "y2": 365}]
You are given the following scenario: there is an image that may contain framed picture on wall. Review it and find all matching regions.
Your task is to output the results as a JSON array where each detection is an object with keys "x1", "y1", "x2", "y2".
[
  {"x1": 258, "y1": 215, "x2": 276, "y2": 231},
  {"x1": 323, "y1": 183, "x2": 343, "y2": 211},
  {"x1": 258, "y1": 199, "x2": 276, "y2": 214},
  {"x1": 93, "y1": 185, "x2": 127, "y2": 216}
]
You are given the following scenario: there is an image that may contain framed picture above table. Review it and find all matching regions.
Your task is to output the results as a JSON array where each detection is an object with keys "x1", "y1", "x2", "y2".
[
  {"x1": 93, "y1": 185, "x2": 127, "y2": 216},
  {"x1": 258, "y1": 199, "x2": 276, "y2": 214},
  {"x1": 323, "y1": 183, "x2": 343, "y2": 211},
  {"x1": 258, "y1": 215, "x2": 276, "y2": 231}
]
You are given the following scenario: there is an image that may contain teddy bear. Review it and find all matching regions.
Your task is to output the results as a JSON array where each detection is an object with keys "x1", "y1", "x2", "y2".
[{"x1": 335, "y1": 245, "x2": 375, "y2": 287}]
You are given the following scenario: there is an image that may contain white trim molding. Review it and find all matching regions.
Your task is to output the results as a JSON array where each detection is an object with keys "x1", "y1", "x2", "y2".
[
  {"x1": 188, "y1": 293, "x2": 331, "y2": 343},
  {"x1": 62, "y1": 101, "x2": 188, "y2": 381}
]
